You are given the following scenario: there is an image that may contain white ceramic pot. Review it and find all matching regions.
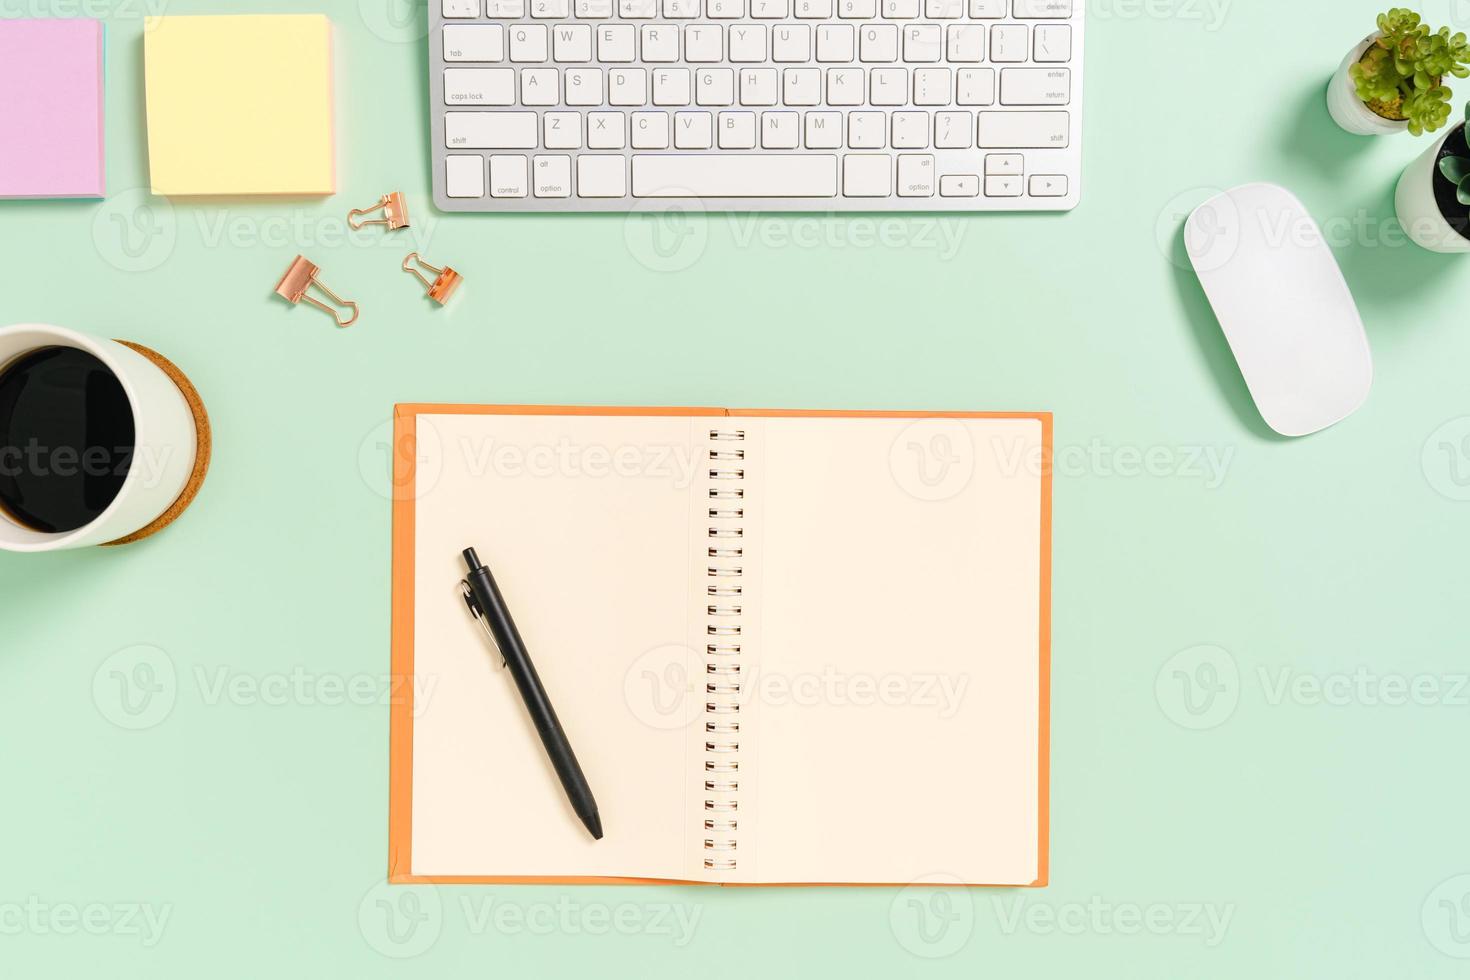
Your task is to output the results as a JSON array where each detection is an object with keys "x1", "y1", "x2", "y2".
[
  {"x1": 1327, "y1": 34, "x2": 1411, "y2": 136},
  {"x1": 0, "y1": 324, "x2": 198, "y2": 552},
  {"x1": 1395, "y1": 128, "x2": 1470, "y2": 253}
]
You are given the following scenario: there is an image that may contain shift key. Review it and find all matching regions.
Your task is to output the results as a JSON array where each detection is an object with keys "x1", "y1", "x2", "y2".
[{"x1": 977, "y1": 111, "x2": 1069, "y2": 148}]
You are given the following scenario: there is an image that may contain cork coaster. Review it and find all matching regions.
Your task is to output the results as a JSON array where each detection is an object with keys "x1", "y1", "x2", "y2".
[{"x1": 101, "y1": 341, "x2": 212, "y2": 547}]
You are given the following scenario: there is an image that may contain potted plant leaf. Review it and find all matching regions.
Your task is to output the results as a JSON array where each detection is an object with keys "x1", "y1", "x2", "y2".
[
  {"x1": 1327, "y1": 8, "x2": 1470, "y2": 136},
  {"x1": 1396, "y1": 102, "x2": 1470, "y2": 252}
]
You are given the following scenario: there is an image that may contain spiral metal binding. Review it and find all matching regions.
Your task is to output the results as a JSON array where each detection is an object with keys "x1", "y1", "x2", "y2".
[{"x1": 703, "y1": 428, "x2": 747, "y2": 871}]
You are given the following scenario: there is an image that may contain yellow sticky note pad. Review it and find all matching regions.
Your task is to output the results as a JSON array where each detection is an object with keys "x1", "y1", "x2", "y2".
[{"x1": 144, "y1": 15, "x2": 335, "y2": 196}]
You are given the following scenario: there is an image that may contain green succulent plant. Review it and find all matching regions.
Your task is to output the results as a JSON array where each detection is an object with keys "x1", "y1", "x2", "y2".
[
  {"x1": 1437, "y1": 104, "x2": 1470, "y2": 206},
  {"x1": 1350, "y1": 8, "x2": 1470, "y2": 135}
]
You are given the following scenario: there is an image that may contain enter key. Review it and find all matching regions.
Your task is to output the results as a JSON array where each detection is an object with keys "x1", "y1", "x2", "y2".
[{"x1": 1000, "y1": 67, "x2": 1071, "y2": 106}]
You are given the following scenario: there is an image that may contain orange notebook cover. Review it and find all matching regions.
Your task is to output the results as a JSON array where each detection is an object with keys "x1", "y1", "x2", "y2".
[{"x1": 390, "y1": 405, "x2": 1052, "y2": 886}]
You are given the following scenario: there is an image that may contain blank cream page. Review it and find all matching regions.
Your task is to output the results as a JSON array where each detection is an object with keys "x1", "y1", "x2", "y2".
[
  {"x1": 409, "y1": 412, "x2": 701, "y2": 880},
  {"x1": 747, "y1": 415, "x2": 1046, "y2": 885}
]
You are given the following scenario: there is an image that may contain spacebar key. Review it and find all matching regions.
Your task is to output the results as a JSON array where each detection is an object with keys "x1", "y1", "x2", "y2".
[{"x1": 633, "y1": 155, "x2": 838, "y2": 198}]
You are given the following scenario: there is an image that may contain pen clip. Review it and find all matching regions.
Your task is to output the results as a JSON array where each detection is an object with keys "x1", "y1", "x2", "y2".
[{"x1": 460, "y1": 581, "x2": 507, "y2": 669}]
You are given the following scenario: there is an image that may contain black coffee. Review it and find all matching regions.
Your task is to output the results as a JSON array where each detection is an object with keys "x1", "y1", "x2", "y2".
[{"x1": 0, "y1": 347, "x2": 135, "y2": 533}]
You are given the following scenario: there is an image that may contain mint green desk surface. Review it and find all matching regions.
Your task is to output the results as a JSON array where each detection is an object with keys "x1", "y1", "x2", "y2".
[{"x1": 3, "y1": 1, "x2": 1470, "y2": 976}]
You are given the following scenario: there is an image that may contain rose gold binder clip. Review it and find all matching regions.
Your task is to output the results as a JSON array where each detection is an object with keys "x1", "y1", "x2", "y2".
[
  {"x1": 347, "y1": 191, "x2": 410, "y2": 232},
  {"x1": 274, "y1": 255, "x2": 360, "y2": 327},
  {"x1": 402, "y1": 252, "x2": 462, "y2": 306}
]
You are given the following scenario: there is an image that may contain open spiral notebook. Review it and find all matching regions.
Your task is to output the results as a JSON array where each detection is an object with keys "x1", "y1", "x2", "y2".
[{"x1": 389, "y1": 405, "x2": 1051, "y2": 886}]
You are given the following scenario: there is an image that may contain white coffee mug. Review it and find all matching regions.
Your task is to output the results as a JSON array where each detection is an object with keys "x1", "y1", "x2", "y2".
[{"x1": 0, "y1": 324, "x2": 198, "y2": 552}]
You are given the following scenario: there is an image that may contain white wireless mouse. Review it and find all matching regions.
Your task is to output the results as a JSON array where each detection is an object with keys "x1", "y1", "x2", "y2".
[{"x1": 1185, "y1": 183, "x2": 1373, "y2": 437}]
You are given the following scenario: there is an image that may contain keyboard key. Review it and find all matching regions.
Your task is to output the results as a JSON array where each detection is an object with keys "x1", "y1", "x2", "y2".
[
  {"x1": 977, "y1": 110, "x2": 1068, "y2": 147},
  {"x1": 633, "y1": 154, "x2": 837, "y2": 196},
  {"x1": 446, "y1": 155, "x2": 486, "y2": 197},
  {"x1": 444, "y1": 68, "x2": 515, "y2": 105},
  {"x1": 795, "y1": 0, "x2": 832, "y2": 16},
  {"x1": 1014, "y1": 0, "x2": 1072, "y2": 16},
  {"x1": 827, "y1": 68, "x2": 864, "y2": 105},
  {"x1": 956, "y1": 68, "x2": 995, "y2": 105},
  {"x1": 784, "y1": 68, "x2": 821, "y2": 105},
  {"x1": 675, "y1": 110, "x2": 714, "y2": 147},
  {"x1": 488, "y1": 0, "x2": 525, "y2": 14},
  {"x1": 773, "y1": 25, "x2": 811, "y2": 62},
  {"x1": 642, "y1": 24, "x2": 678, "y2": 61},
  {"x1": 598, "y1": 24, "x2": 636, "y2": 60},
  {"x1": 697, "y1": 67, "x2": 735, "y2": 104},
  {"x1": 939, "y1": 174, "x2": 978, "y2": 197},
  {"x1": 490, "y1": 155, "x2": 529, "y2": 196},
  {"x1": 989, "y1": 25, "x2": 1027, "y2": 62},
  {"x1": 817, "y1": 25, "x2": 854, "y2": 62},
  {"x1": 926, "y1": 0, "x2": 963, "y2": 16},
  {"x1": 1001, "y1": 67, "x2": 1070, "y2": 105},
  {"x1": 848, "y1": 110, "x2": 886, "y2": 147},
  {"x1": 685, "y1": 24, "x2": 723, "y2": 61},
  {"x1": 707, "y1": 0, "x2": 744, "y2": 14},
  {"x1": 903, "y1": 25, "x2": 941, "y2": 62},
  {"x1": 729, "y1": 25, "x2": 766, "y2": 62},
  {"x1": 620, "y1": 0, "x2": 657, "y2": 15},
  {"x1": 985, "y1": 153, "x2": 1022, "y2": 174},
  {"x1": 842, "y1": 154, "x2": 890, "y2": 196},
  {"x1": 1034, "y1": 24, "x2": 1071, "y2": 62},
  {"x1": 935, "y1": 110, "x2": 971, "y2": 147},
  {"x1": 446, "y1": 111, "x2": 539, "y2": 148},
  {"x1": 609, "y1": 67, "x2": 648, "y2": 104},
  {"x1": 576, "y1": 0, "x2": 614, "y2": 15},
  {"x1": 881, "y1": 0, "x2": 918, "y2": 16},
  {"x1": 968, "y1": 0, "x2": 1003, "y2": 15},
  {"x1": 914, "y1": 68, "x2": 951, "y2": 105},
  {"x1": 509, "y1": 25, "x2": 549, "y2": 61},
  {"x1": 653, "y1": 67, "x2": 692, "y2": 104},
  {"x1": 946, "y1": 24, "x2": 983, "y2": 62},
  {"x1": 530, "y1": 0, "x2": 570, "y2": 17},
  {"x1": 535, "y1": 155, "x2": 573, "y2": 196},
  {"x1": 718, "y1": 110, "x2": 757, "y2": 147},
  {"x1": 839, "y1": 0, "x2": 877, "y2": 15},
  {"x1": 444, "y1": 0, "x2": 481, "y2": 17},
  {"x1": 870, "y1": 68, "x2": 907, "y2": 106},
  {"x1": 521, "y1": 67, "x2": 560, "y2": 105},
  {"x1": 664, "y1": 0, "x2": 700, "y2": 15},
  {"x1": 632, "y1": 110, "x2": 670, "y2": 147},
  {"x1": 750, "y1": 0, "x2": 790, "y2": 16},
  {"x1": 860, "y1": 25, "x2": 898, "y2": 62},
  {"x1": 554, "y1": 24, "x2": 594, "y2": 60},
  {"x1": 897, "y1": 154, "x2": 934, "y2": 196},
  {"x1": 805, "y1": 110, "x2": 842, "y2": 147},
  {"x1": 544, "y1": 111, "x2": 583, "y2": 147},
  {"x1": 588, "y1": 110, "x2": 627, "y2": 146},
  {"x1": 740, "y1": 68, "x2": 778, "y2": 105},
  {"x1": 1029, "y1": 174, "x2": 1068, "y2": 197},
  {"x1": 565, "y1": 67, "x2": 605, "y2": 104},
  {"x1": 892, "y1": 110, "x2": 929, "y2": 148},
  {"x1": 577, "y1": 155, "x2": 627, "y2": 196},
  {"x1": 444, "y1": 25, "x2": 504, "y2": 62},
  {"x1": 762, "y1": 111, "x2": 800, "y2": 147},
  {"x1": 985, "y1": 174, "x2": 1021, "y2": 196}
]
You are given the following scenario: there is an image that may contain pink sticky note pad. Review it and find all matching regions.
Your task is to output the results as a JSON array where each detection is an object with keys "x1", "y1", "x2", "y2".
[{"x1": 0, "y1": 19, "x2": 106, "y2": 199}]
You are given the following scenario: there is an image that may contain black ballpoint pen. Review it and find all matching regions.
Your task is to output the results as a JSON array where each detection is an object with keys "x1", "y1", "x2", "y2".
[{"x1": 459, "y1": 547, "x2": 604, "y2": 841}]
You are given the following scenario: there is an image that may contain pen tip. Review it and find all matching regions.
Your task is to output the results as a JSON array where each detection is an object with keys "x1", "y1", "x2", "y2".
[{"x1": 586, "y1": 813, "x2": 604, "y2": 841}]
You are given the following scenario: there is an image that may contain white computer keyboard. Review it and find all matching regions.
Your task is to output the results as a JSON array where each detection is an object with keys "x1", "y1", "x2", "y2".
[{"x1": 430, "y1": 0, "x2": 1083, "y2": 212}]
